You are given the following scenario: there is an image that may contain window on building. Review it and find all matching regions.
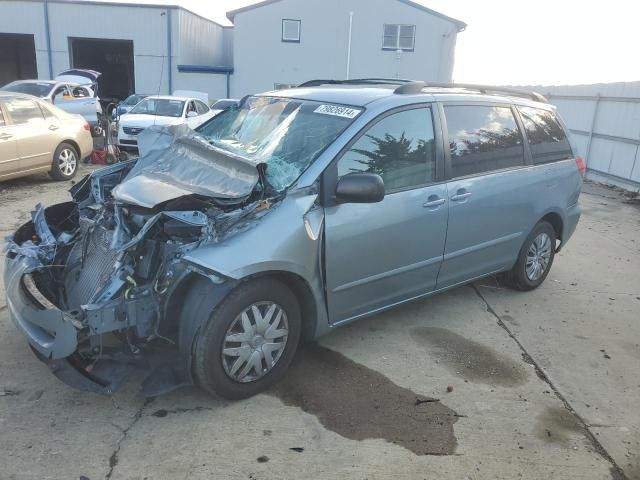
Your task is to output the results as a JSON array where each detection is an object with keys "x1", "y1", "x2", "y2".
[
  {"x1": 338, "y1": 107, "x2": 436, "y2": 192},
  {"x1": 517, "y1": 106, "x2": 573, "y2": 164},
  {"x1": 282, "y1": 19, "x2": 301, "y2": 42},
  {"x1": 445, "y1": 105, "x2": 525, "y2": 178},
  {"x1": 4, "y1": 97, "x2": 45, "y2": 125},
  {"x1": 383, "y1": 24, "x2": 416, "y2": 51}
]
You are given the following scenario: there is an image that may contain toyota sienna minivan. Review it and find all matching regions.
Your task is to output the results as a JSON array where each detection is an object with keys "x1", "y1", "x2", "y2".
[{"x1": 4, "y1": 80, "x2": 583, "y2": 399}]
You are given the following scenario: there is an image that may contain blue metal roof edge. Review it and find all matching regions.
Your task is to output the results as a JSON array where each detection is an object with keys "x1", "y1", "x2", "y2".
[{"x1": 177, "y1": 65, "x2": 234, "y2": 74}]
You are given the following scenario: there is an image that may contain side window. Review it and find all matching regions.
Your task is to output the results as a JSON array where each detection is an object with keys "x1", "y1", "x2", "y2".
[
  {"x1": 186, "y1": 101, "x2": 197, "y2": 115},
  {"x1": 195, "y1": 100, "x2": 209, "y2": 115},
  {"x1": 338, "y1": 107, "x2": 436, "y2": 192},
  {"x1": 517, "y1": 106, "x2": 573, "y2": 164},
  {"x1": 52, "y1": 86, "x2": 68, "y2": 101},
  {"x1": 445, "y1": 105, "x2": 524, "y2": 178},
  {"x1": 5, "y1": 98, "x2": 45, "y2": 125},
  {"x1": 39, "y1": 103, "x2": 56, "y2": 119},
  {"x1": 71, "y1": 86, "x2": 90, "y2": 98}
]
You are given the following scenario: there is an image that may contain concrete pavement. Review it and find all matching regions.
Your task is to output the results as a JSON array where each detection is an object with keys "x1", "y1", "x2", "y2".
[{"x1": 0, "y1": 174, "x2": 637, "y2": 480}]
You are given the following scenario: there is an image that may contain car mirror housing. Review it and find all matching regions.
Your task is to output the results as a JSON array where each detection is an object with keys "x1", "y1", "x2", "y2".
[
  {"x1": 186, "y1": 111, "x2": 198, "y2": 118},
  {"x1": 335, "y1": 173, "x2": 385, "y2": 204}
]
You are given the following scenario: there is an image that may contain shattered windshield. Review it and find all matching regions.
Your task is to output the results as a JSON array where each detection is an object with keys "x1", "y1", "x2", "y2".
[
  {"x1": 196, "y1": 96, "x2": 362, "y2": 191},
  {"x1": 130, "y1": 98, "x2": 185, "y2": 117}
]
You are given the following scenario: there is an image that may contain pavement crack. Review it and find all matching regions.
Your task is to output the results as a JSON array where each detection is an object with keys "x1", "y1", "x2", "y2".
[
  {"x1": 105, "y1": 397, "x2": 154, "y2": 480},
  {"x1": 471, "y1": 284, "x2": 628, "y2": 480},
  {"x1": 150, "y1": 406, "x2": 214, "y2": 418}
]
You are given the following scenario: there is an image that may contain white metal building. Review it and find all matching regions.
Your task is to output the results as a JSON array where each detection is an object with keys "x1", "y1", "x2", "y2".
[
  {"x1": 228, "y1": 0, "x2": 466, "y2": 97},
  {"x1": 0, "y1": 0, "x2": 233, "y2": 100},
  {"x1": 0, "y1": 0, "x2": 465, "y2": 100}
]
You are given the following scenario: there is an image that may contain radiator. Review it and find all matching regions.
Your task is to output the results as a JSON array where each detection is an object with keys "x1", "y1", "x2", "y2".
[{"x1": 64, "y1": 225, "x2": 120, "y2": 309}]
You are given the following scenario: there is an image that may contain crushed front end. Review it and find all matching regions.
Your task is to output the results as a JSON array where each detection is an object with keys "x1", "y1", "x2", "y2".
[{"x1": 4, "y1": 126, "x2": 278, "y2": 396}]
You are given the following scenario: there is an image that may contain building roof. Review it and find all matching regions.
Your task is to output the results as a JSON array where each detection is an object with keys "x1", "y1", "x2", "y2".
[
  {"x1": 227, "y1": 0, "x2": 466, "y2": 31},
  {"x1": 14, "y1": 0, "x2": 231, "y2": 28}
]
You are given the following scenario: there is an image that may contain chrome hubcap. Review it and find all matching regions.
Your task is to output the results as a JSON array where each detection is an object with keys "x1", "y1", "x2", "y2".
[
  {"x1": 526, "y1": 232, "x2": 552, "y2": 281},
  {"x1": 222, "y1": 302, "x2": 289, "y2": 383},
  {"x1": 58, "y1": 148, "x2": 77, "y2": 176}
]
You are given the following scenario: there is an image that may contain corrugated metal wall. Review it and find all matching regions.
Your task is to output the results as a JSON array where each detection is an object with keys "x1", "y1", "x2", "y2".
[{"x1": 527, "y1": 82, "x2": 640, "y2": 191}]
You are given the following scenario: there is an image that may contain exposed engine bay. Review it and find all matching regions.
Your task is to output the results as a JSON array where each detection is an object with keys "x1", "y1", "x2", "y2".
[{"x1": 5, "y1": 125, "x2": 280, "y2": 395}]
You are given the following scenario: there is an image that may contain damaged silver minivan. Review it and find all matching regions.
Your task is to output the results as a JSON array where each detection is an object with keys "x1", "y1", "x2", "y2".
[{"x1": 4, "y1": 80, "x2": 583, "y2": 399}]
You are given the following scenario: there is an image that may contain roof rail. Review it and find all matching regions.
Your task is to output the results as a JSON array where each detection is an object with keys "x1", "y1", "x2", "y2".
[
  {"x1": 298, "y1": 78, "x2": 415, "y2": 88},
  {"x1": 394, "y1": 81, "x2": 548, "y2": 103}
]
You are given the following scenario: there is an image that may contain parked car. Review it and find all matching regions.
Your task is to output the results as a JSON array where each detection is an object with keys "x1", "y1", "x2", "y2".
[
  {"x1": 0, "y1": 91, "x2": 93, "y2": 181},
  {"x1": 117, "y1": 95, "x2": 217, "y2": 152},
  {"x1": 210, "y1": 98, "x2": 240, "y2": 116},
  {"x1": 1, "y1": 69, "x2": 103, "y2": 135},
  {"x1": 4, "y1": 80, "x2": 583, "y2": 399},
  {"x1": 113, "y1": 94, "x2": 149, "y2": 118}
]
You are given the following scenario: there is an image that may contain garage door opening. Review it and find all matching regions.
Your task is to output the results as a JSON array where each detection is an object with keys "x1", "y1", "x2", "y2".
[
  {"x1": 69, "y1": 37, "x2": 134, "y2": 102},
  {"x1": 0, "y1": 33, "x2": 37, "y2": 86}
]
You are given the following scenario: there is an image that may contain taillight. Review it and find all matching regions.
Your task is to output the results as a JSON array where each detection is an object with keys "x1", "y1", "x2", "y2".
[
  {"x1": 575, "y1": 156, "x2": 586, "y2": 177},
  {"x1": 83, "y1": 123, "x2": 91, "y2": 131}
]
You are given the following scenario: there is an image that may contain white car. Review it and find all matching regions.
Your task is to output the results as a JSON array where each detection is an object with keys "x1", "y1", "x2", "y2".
[
  {"x1": 1, "y1": 69, "x2": 103, "y2": 134},
  {"x1": 117, "y1": 95, "x2": 216, "y2": 151}
]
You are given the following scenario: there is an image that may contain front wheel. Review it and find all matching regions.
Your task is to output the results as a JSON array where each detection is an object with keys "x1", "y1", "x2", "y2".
[
  {"x1": 503, "y1": 221, "x2": 556, "y2": 291},
  {"x1": 187, "y1": 277, "x2": 301, "y2": 400},
  {"x1": 49, "y1": 143, "x2": 78, "y2": 181}
]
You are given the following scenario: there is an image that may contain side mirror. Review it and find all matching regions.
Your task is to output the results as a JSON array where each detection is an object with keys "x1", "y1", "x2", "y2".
[
  {"x1": 186, "y1": 111, "x2": 198, "y2": 118},
  {"x1": 335, "y1": 173, "x2": 385, "y2": 204}
]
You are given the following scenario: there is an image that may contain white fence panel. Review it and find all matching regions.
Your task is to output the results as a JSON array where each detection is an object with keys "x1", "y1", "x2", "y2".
[{"x1": 522, "y1": 82, "x2": 640, "y2": 191}]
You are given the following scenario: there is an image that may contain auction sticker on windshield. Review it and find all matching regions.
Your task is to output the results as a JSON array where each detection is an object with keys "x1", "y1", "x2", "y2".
[{"x1": 314, "y1": 104, "x2": 362, "y2": 119}]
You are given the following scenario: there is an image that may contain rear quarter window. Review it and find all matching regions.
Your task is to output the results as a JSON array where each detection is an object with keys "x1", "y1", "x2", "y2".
[
  {"x1": 517, "y1": 106, "x2": 573, "y2": 164},
  {"x1": 444, "y1": 105, "x2": 525, "y2": 178}
]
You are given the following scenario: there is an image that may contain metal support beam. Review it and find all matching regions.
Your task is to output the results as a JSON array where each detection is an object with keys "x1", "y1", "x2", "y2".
[
  {"x1": 43, "y1": 0, "x2": 53, "y2": 79},
  {"x1": 547, "y1": 94, "x2": 640, "y2": 103},
  {"x1": 569, "y1": 129, "x2": 640, "y2": 147},
  {"x1": 166, "y1": 8, "x2": 172, "y2": 94},
  {"x1": 584, "y1": 93, "x2": 600, "y2": 167}
]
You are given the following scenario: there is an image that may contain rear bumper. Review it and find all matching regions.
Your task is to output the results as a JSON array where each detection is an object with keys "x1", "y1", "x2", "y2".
[
  {"x1": 4, "y1": 254, "x2": 79, "y2": 360},
  {"x1": 78, "y1": 131, "x2": 94, "y2": 159}
]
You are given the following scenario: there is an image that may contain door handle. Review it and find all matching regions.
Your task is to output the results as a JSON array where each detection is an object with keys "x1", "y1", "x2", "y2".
[
  {"x1": 423, "y1": 197, "x2": 446, "y2": 208},
  {"x1": 48, "y1": 125, "x2": 59, "y2": 131},
  {"x1": 451, "y1": 191, "x2": 472, "y2": 202},
  {"x1": 0, "y1": 133, "x2": 12, "y2": 140}
]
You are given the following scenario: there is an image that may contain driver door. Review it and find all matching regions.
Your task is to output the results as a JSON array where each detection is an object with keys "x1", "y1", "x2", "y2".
[
  {"x1": 185, "y1": 100, "x2": 200, "y2": 128},
  {"x1": 323, "y1": 106, "x2": 449, "y2": 323}
]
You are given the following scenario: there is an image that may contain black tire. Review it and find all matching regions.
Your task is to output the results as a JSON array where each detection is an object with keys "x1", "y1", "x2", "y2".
[
  {"x1": 503, "y1": 221, "x2": 556, "y2": 291},
  {"x1": 49, "y1": 142, "x2": 79, "y2": 181},
  {"x1": 187, "y1": 277, "x2": 302, "y2": 400}
]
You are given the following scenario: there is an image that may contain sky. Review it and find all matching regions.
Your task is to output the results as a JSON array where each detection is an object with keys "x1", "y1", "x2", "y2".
[{"x1": 108, "y1": 0, "x2": 640, "y2": 86}]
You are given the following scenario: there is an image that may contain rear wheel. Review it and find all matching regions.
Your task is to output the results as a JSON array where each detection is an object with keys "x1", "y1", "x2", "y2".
[
  {"x1": 49, "y1": 143, "x2": 78, "y2": 181},
  {"x1": 186, "y1": 277, "x2": 301, "y2": 400},
  {"x1": 503, "y1": 221, "x2": 556, "y2": 291}
]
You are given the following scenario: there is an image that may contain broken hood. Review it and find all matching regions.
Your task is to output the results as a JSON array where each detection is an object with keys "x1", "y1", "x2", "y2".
[{"x1": 112, "y1": 124, "x2": 260, "y2": 208}]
